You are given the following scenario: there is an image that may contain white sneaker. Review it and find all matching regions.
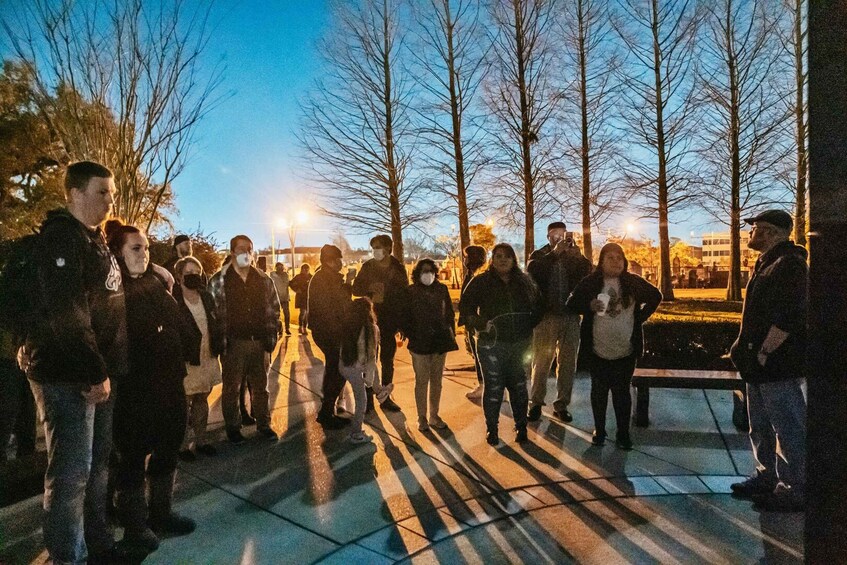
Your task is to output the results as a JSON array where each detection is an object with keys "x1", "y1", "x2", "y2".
[
  {"x1": 466, "y1": 384, "x2": 483, "y2": 399},
  {"x1": 349, "y1": 431, "x2": 373, "y2": 444},
  {"x1": 376, "y1": 383, "x2": 394, "y2": 403}
]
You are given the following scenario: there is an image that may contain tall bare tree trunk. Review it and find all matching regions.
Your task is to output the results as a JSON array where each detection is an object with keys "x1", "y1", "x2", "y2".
[
  {"x1": 383, "y1": 0, "x2": 404, "y2": 260},
  {"x1": 793, "y1": 0, "x2": 807, "y2": 247},
  {"x1": 577, "y1": 1, "x2": 593, "y2": 261},
  {"x1": 726, "y1": 4, "x2": 743, "y2": 301},
  {"x1": 444, "y1": 2, "x2": 470, "y2": 253},
  {"x1": 651, "y1": 0, "x2": 675, "y2": 300},
  {"x1": 512, "y1": 0, "x2": 536, "y2": 256}
]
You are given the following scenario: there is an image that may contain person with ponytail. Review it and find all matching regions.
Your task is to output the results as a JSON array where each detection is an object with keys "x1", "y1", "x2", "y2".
[
  {"x1": 459, "y1": 245, "x2": 487, "y2": 400},
  {"x1": 105, "y1": 220, "x2": 195, "y2": 555},
  {"x1": 566, "y1": 242, "x2": 662, "y2": 450},
  {"x1": 173, "y1": 256, "x2": 224, "y2": 461},
  {"x1": 339, "y1": 298, "x2": 394, "y2": 443}
]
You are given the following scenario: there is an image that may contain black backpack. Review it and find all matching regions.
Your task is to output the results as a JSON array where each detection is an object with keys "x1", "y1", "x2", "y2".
[{"x1": 0, "y1": 232, "x2": 42, "y2": 340}]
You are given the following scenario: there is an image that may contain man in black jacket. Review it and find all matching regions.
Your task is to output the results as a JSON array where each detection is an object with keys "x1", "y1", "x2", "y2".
[
  {"x1": 22, "y1": 161, "x2": 127, "y2": 564},
  {"x1": 352, "y1": 235, "x2": 408, "y2": 412},
  {"x1": 526, "y1": 222, "x2": 592, "y2": 423},
  {"x1": 729, "y1": 210, "x2": 807, "y2": 512},
  {"x1": 308, "y1": 245, "x2": 352, "y2": 429}
]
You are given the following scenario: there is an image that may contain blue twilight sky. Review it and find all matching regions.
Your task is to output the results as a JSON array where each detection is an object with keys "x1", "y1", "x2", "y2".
[{"x1": 1, "y1": 1, "x2": 729, "y2": 253}]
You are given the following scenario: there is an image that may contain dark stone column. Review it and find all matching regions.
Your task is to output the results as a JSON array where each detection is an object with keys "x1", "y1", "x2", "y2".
[{"x1": 806, "y1": 0, "x2": 847, "y2": 561}]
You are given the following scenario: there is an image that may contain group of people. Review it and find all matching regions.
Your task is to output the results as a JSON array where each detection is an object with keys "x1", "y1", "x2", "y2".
[{"x1": 2, "y1": 160, "x2": 809, "y2": 563}]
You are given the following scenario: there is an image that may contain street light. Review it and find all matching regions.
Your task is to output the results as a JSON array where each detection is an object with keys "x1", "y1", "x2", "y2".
[
  {"x1": 286, "y1": 211, "x2": 308, "y2": 273},
  {"x1": 271, "y1": 217, "x2": 286, "y2": 266}
]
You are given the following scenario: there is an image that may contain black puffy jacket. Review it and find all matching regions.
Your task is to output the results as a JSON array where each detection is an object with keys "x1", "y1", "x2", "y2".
[{"x1": 404, "y1": 282, "x2": 458, "y2": 355}]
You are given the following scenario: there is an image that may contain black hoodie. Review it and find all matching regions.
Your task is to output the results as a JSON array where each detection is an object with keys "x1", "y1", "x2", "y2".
[
  {"x1": 730, "y1": 240, "x2": 808, "y2": 384},
  {"x1": 24, "y1": 209, "x2": 128, "y2": 385}
]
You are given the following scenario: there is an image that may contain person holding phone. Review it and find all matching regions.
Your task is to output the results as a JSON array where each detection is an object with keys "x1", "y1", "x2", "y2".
[{"x1": 526, "y1": 222, "x2": 592, "y2": 424}]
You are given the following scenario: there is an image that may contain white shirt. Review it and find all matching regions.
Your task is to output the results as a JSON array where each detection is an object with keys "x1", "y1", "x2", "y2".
[{"x1": 592, "y1": 277, "x2": 635, "y2": 360}]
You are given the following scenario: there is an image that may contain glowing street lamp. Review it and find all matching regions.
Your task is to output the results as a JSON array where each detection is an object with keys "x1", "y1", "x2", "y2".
[{"x1": 287, "y1": 211, "x2": 308, "y2": 272}]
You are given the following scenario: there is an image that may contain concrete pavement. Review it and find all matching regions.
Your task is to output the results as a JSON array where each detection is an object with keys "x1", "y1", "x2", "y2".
[{"x1": 0, "y1": 330, "x2": 803, "y2": 563}]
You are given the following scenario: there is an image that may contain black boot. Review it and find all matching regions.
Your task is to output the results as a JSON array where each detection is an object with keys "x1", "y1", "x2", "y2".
[
  {"x1": 117, "y1": 487, "x2": 159, "y2": 552},
  {"x1": 148, "y1": 472, "x2": 196, "y2": 536}
]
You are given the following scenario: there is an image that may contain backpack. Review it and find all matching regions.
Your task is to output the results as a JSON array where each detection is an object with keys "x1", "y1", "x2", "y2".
[{"x1": 0, "y1": 232, "x2": 42, "y2": 341}]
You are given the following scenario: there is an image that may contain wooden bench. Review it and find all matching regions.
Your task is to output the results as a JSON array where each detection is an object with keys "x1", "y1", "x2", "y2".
[{"x1": 631, "y1": 368, "x2": 748, "y2": 430}]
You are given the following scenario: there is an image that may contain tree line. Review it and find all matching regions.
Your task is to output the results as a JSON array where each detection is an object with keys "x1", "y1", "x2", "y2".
[{"x1": 299, "y1": 0, "x2": 807, "y2": 301}]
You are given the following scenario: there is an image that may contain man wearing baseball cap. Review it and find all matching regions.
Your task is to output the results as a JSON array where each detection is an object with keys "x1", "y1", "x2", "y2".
[
  {"x1": 729, "y1": 209, "x2": 808, "y2": 512},
  {"x1": 163, "y1": 234, "x2": 193, "y2": 275}
]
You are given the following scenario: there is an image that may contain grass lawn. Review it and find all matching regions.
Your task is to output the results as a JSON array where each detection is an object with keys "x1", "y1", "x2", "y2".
[{"x1": 447, "y1": 286, "x2": 743, "y2": 325}]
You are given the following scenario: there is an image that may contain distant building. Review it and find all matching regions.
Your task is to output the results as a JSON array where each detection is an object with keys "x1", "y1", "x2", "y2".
[{"x1": 701, "y1": 231, "x2": 758, "y2": 271}]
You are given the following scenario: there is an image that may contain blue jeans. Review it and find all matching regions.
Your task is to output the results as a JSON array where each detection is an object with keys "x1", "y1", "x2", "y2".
[
  {"x1": 29, "y1": 380, "x2": 114, "y2": 564},
  {"x1": 746, "y1": 378, "x2": 806, "y2": 491},
  {"x1": 477, "y1": 338, "x2": 530, "y2": 433}
]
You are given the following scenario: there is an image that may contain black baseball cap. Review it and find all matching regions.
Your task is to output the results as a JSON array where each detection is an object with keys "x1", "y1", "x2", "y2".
[
  {"x1": 173, "y1": 234, "x2": 190, "y2": 247},
  {"x1": 743, "y1": 209, "x2": 793, "y2": 231}
]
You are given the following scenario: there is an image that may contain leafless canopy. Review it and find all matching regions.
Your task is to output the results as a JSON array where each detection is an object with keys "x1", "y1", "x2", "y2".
[
  {"x1": 409, "y1": 0, "x2": 491, "y2": 252},
  {"x1": 697, "y1": 0, "x2": 791, "y2": 300},
  {"x1": 299, "y1": 0, "x2": 421, "y2": 259},
  {"x1": 3, "y1": 0, "x2": 225, "y2": 231},
  {"x1": 555, "y1": 0, "x2": 624, "y2": 260},
  {"x1": 613, "y1": 0, "x2": 702, "y2": 299},
  {"x1": 484, "y1": 0, "x2": 562, "y2": 255}
]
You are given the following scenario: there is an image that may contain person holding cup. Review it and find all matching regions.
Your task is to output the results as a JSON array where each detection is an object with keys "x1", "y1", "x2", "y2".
[{"x1": 566, "y1": 243, "x2": 661, "y2": 449}]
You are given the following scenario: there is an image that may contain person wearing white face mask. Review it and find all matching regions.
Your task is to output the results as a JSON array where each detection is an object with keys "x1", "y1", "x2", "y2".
[
  {"x1": 352, "y1": 234, "x2": 409, "y2": 413},
  {"x1": 207, "y1": 235, "x2": 281, "y2": 444},
  {"x1": 402, "y1": 259, "x2": 458, "y2": 431}
]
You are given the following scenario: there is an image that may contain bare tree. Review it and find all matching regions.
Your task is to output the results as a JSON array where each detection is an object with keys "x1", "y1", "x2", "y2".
[
  {"x1": 3, "y1": 0, "x2": 224, "y2": 231},
  {"x1": 484, "y1": 0, "x2": 561, "y2": 257},
  {"x1": 299, "y1": 0, "x2": 419, "y2": 261},
  {"x1": 409, "y1": 0, "x2": 490, "y2": 254},
  {"x1": 556, "y1": 0, "x2": 622, "y2": 261},
  {"x1": 781, "y1": 0, "x2": 808, "y2": 246},
  {"x1": 614, "y1": 0, "x2": 702, "y2": 300},
  {"x1": 697, "y1": 0, "x2": 789, "y2": 300}
]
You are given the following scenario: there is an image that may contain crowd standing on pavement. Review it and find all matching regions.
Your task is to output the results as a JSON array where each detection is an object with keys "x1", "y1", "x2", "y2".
[{"x1": 0, "y1": 161, "x2": 810, "y2": 563}]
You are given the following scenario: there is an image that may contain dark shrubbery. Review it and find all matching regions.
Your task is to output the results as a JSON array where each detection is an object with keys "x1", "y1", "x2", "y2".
[{"x1": 641, "y1": 319, "x2": 739, "y2": 370}]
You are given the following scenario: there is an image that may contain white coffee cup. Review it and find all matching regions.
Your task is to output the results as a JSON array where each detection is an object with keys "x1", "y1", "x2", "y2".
[{"x1": 596, "y1": 293, "x2": 610, "y2": 316}]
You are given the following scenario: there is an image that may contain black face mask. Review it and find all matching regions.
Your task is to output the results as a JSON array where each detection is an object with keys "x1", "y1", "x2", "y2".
[{"x1": 183, "y1": 273, "x2": 204, "y2": 290}]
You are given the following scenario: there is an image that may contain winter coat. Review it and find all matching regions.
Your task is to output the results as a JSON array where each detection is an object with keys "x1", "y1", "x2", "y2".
[
  {"x1": 289, "y1": 272, "x2": 313, "y2": 309},
  {"x1": 173, "y1": 284, "x2": 225, "y2": 366},
  {"x1": 208, "y1": 262, "x2": 281, "y2": 353},
  {"x1": 270, "y1": 271, "x2": 290, "y2": 302},
  {"x1": 352, "y1": 256, "x2": 409, "y2": 331},
  {"x1": 566, "y1": 271, "x2": 662, "y2": 365},
  {"x1": 403, "y1": 281, "x2": 458, "y2": 355},
  {"x1": 526, "y1": 245, "x2": 592, "y2": 316},
  {"x1": 730, "y1": 240, "x2": 808, "y2": 384},
  {"x1": 122, "y1": 267, "x2": 189, "y2": 398},
  {"x1": 23, "y1": 208, "x2": 128, "y2": 385},
  {"x1": 458, "y1": 269, "x2": 542, "y2": 344},
  {"x1": 307, "y1": 266, "x2": 352, "y2": 345}
]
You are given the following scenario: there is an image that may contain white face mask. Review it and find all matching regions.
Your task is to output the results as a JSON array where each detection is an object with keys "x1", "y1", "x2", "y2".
[
  {"x1": 235, "y1": 253, "x2": 252, "y2": 268},
  {"x1": 372, "y1": 249, "x2": 386, "y2": 261},
  {"x1": 420, "y1": 272, "x2": 435, "y2": 286}
]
